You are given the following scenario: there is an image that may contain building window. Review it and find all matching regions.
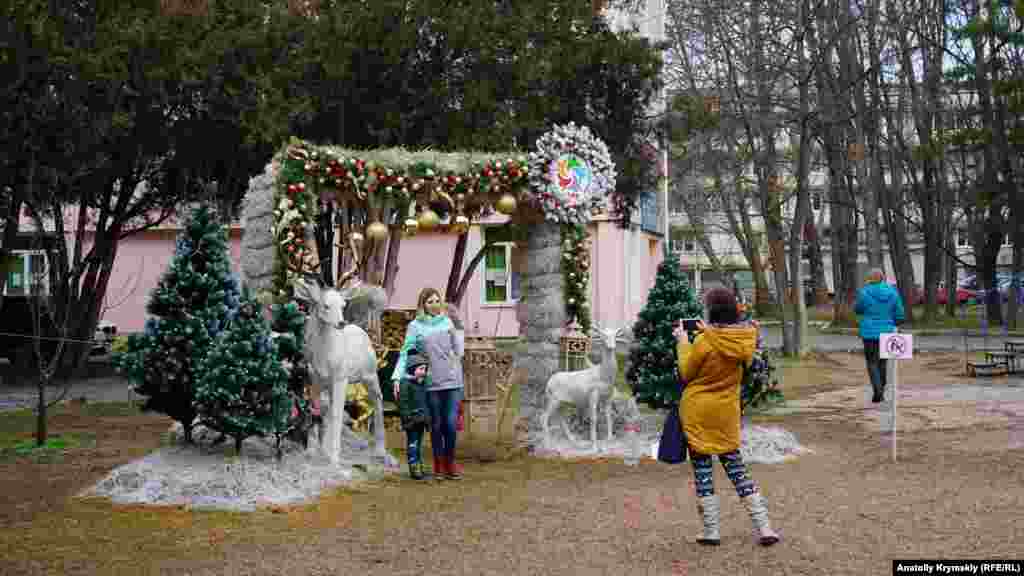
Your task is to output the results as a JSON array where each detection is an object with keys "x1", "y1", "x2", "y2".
[
  {"x1": 670, "y1": 227, "x2": 697, "y2": 254},
  {"x1": 482, "y1": 227, "x2": 520, "y2": 305},
  {"x1": 2, "y1": 251, "x2": 49, "y2": 296},
  {"x1": 640, "y1": 190, "x2": 659, "y2": 234}
]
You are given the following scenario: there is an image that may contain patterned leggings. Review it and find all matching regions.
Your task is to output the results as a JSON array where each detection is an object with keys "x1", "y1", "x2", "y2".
[{"x1": 690, "y1": 449, "x2": 757, "y2": 498}]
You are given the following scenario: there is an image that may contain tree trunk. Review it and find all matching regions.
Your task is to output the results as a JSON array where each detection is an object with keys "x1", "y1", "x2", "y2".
[
  {"x1": 737, "y1": 199, "x2": 772, "y2": 309},
  {"x1": 861, "y1": 0, "x2": 883, "y2": 270},
  {"x1": 945, "y1": 233, "x2": 958, "y2": 318},
  {"x1": 1010, "y1": 188, "x2": 1022, "y2": 329},
  {"x1": 36, "y1": 374, "x2": 48, "y2": 446},
  {"x1": 806, "y1": 221, "x2": 828, "y2": 304},
  {"x1": 452, "y1": 239, "x2": 496, "y2": 308},
  {"x1": 314, "y1": 203, "x2": 336, "y2": 286},
  {"x1": 382, "y1": 225, "x2": 403, "y2": 300},
  {"x1": 788, "y1": 0, "x2": 812, "y2": 355},
  {"x1": 515, "y1": 222, "x2": 565, "y2": 448},
  {"x1": 724, "y1": 189, "x2": 772, "y2": 309},
  {"x1": 445, "y1": 232, "x2": 469, "y2": 303},
  {"x1": 750, "y1": 0, "x2": 791, "y2": 353}
]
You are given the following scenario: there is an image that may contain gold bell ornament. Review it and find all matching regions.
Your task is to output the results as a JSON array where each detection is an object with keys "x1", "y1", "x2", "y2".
[
  {"x1": 417, "y1": 208, "x2": 441, "y2": 231},
  {"x1": 366, "y1": 221, "x2": 389, "y2": 241},
  {"x1": 496, "y1": 193, "x2": 517, "y2": 215}
]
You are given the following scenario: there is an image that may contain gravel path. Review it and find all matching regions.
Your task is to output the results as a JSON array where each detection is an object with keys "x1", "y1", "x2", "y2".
[
  {"x1": 0, "y1": 375, "x2": 134, "y2": 412},
  {"x1": 3, "y1": 351, "x2": 1024, "y2": 576}
]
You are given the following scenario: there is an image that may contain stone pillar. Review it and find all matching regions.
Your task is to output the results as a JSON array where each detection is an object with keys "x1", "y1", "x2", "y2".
[
  {"x1": 515, "y1": 221, "x2": 566, "y2": 449},
  {"x1": 241, "y1": 163, "x2": 277, "y2": 299}
]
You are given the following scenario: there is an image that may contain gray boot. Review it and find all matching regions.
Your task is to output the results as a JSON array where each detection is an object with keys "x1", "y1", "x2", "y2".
[
  {"x1": 741, "y1": 492, "x2": 780, "y2": 546},
  {"x1": 696, "y1": 495, "x2": 721, "y2": 545}
]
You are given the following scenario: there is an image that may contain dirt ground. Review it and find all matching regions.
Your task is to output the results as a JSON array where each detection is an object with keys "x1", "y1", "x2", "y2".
[{"x1": 1, "y1": 352, "x2": 1023, "y2": 576}]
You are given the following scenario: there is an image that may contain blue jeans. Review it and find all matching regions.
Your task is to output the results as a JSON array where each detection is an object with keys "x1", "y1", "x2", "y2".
[
  {"x1": 427, "y1": 388, "x2": 462, "y2": 460},
  {"x1": 406, "y1": 424, "x2": 426, "y2": 466}
]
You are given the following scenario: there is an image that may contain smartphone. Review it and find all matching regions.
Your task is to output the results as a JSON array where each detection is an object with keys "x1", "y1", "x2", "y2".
[{"x1": 681, "y1": 318, "x2": 702, "y2": 333}]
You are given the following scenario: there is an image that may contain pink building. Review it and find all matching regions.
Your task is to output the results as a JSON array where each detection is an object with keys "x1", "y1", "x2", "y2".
[
  {"x1": 7, "y1": 210, "x2": 663, "y2": 336},
  {"x1": 386, "y1": 214, "x2": 664, "y2": 339}
]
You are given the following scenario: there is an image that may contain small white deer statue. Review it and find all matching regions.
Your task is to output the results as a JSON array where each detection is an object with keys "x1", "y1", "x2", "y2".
[
  {"x1": 541, "y1": 324, "x2": 627, "y2": 452},
  {"x1": 293, "y1": 279, "x2": 387, "y2": 464}
]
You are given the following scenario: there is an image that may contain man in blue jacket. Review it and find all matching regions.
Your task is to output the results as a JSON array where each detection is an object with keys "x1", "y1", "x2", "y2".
[{"x1": 854, "y1": 269, "x2": 906, "y2": 403}]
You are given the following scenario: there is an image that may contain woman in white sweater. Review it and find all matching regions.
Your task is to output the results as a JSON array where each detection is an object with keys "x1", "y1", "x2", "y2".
[{"x1": 392, "y1": 288, "x2": 465, "y2": 479}]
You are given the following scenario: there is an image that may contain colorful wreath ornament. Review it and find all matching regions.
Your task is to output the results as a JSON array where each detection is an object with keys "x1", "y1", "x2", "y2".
[
  {"x1": 527, "y1": 122, "x2": 616, "y2": 226},
  {"x1": 527, "y1": 123, "x2": 615, "y2": 329}
]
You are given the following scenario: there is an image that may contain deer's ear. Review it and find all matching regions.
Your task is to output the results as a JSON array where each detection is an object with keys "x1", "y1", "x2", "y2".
[
  {"x1": 293, "y1": 279, "x2": 319, "y2": 303},
  {"x1": 338, "y1": 286, "x2": 355, "y2": 302}
]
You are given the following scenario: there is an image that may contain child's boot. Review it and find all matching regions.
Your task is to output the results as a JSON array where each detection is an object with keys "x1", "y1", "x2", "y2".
[
  {"x1": 741, "y1": 492, "x2": 780, "y2": 546},
  {"x1": 407, "y1": 436, "x2": 425, "y2": 480},
  {"x1": 696, "y1": 495, "x2": 721, "y2": 545},
  {"x1": 416, "y1": 461, "x2": 432, "y2": 480}
]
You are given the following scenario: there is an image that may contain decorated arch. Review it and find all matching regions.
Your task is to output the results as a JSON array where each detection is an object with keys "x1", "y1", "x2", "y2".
[{"x1": 242, "y1": 122, "x2": 616, "y2": 447}]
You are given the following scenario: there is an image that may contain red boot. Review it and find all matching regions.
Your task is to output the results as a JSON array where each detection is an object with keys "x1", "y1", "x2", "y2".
[
  {"x1": 433, "y1": 457, "x2": 446, "y2": 481},
  {"x1": 445, "y1": 455, "x2": 463, "y2": 480}
]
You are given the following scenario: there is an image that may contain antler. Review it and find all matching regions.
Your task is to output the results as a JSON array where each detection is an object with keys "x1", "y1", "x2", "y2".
[{"x1": 336, "y1": 232, "x2": 364, "y2": 289}]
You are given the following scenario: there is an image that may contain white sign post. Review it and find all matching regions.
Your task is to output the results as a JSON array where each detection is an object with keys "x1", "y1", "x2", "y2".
[{"x1": 879, "y1": 332, "x2": 912, "y2": 462}]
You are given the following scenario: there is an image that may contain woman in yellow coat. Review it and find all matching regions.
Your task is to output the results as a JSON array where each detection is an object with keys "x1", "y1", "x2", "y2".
[{"x1": 675, "y1": 287, "x2": 780, "y2": 547}]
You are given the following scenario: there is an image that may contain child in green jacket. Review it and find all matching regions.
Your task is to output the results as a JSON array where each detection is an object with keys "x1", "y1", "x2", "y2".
[{"x1": 399, "y1": 348, "x2": 432, "y2": 480}]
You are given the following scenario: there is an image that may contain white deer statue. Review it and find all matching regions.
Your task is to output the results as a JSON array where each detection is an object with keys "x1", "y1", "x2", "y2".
[
  {"x1": 293, "y1": 278, "x2": 387, "y2": 464},
  {"x1": 541, "y1": 324, "x2": 628, "y2": 452}
]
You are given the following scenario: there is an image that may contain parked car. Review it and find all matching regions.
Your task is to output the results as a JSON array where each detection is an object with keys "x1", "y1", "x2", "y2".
[
  {"x1": 91, "y1": 321, "x2": 118, "y2": 356},
  {"x1": 937, "y1": 283, "x2": 976, "y2": 305},
  {"x1": 997, "y1": 273, "x2": 1023, "y2": 303},
  {"x1": 965, "y1": 272, "x2": 1023, "y2": 303},
  {"x1": 887, "y1": 283, "x2": 923, "y2": 305}
]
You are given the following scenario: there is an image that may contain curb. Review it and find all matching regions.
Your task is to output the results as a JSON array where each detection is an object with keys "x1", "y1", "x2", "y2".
[{"x1": 818, "y1": 327, "x2": 1024, "y2": 337}]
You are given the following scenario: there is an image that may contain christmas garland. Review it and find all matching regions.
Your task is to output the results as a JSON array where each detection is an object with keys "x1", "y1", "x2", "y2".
[
  {"x1": 527, "y1": 122, "x2": 616, "y2": 226},
  {"x1": 562, "y1": 224, "x2": 592, "y2": 332},
  {"x1": 269, "y1": 139, "x2": 530, "y2": 298},
  {"x1": 268, "y1": 125, "x2": 616, "y2": 327}
]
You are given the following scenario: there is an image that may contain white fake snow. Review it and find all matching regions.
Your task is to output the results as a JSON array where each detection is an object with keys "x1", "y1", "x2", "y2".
[{"x1": 82, "y1": 425, "x2": 399, "y2": 512}]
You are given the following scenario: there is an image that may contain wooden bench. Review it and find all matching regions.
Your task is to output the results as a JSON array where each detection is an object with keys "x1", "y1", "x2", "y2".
[
  {"x1": 985, "y1": 351, "x2": 1021, "y2": 374},
  {"x1": 967, "y1": 361, "x2": 1007, "y2": 377}
]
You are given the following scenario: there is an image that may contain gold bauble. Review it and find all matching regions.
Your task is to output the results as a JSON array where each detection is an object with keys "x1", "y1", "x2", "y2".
[
  {"x1": 366, "y1": 221, "x2": 389, "y2": 241},
  {"x1": 495, "y1": 193, "x2": 517, "y2": 215},
  {"x1": 403, "y1": 218, "x2": 419, "y2": 236},
  {"x1": 451, "y1": 215, "x2": 470, "y2": 235},
  {"x1": 417, "y1": 209, "x2": 441, "y2": 231}
]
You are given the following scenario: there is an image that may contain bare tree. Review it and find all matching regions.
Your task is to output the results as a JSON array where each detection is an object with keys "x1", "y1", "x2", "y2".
[{"x1": 21, "y1": 204, "x2": 74, "y2": 447}]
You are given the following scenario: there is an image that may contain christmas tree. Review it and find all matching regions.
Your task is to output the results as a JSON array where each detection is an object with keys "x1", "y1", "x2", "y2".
[
  {"x1": 626, "y1": 248, "x2": 703, "y2": 409},
  {"x1": 195, "y1": 288, "x2": 295, "y2": 456},
  {"x1": 271, "y1": 300, "x2": 311, "y2": 445},
  {"x1": 115, "y1": 204, "x2": 240, "y2": 443}
]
